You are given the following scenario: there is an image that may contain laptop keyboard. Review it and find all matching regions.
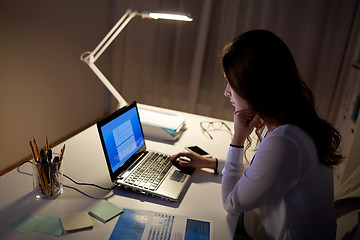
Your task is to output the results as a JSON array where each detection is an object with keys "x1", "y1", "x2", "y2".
[{"x1": 124, "y1": 152, "x2": 173, "y2": 191}]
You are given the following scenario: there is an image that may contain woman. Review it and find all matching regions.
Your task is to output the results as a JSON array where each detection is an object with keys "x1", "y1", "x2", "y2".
[{"x1": 172, "y1": 30, "x2": 342, "y2": 239}]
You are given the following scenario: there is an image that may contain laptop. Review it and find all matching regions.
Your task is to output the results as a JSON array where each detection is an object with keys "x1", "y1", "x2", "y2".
[{"x1": 97, "y1": 101, "x2": 192, "y2": 201}]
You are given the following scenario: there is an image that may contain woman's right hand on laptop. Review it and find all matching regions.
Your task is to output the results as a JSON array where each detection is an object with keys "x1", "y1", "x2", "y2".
[{"x1": 171, "y1": 152, "x2": 216, "y2": 171}]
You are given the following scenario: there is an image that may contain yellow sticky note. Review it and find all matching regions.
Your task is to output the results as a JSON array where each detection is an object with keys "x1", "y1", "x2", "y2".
[{"x1": 60, "y1": 211, "x2": 93, "y2": 232}]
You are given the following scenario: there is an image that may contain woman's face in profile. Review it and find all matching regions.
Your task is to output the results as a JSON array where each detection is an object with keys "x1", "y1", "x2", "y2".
[{"x1": 224, "y1": 83, "x2": 249, "y2": 112}]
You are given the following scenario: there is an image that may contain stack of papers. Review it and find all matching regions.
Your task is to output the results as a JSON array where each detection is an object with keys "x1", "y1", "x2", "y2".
[{"x1": 138, "y1": 108, "x2": 186, "y2": 141}]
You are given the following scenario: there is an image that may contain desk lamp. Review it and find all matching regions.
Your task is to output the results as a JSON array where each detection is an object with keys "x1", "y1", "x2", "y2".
[{"x1": 80, "y1": 9, "x2": 193, "y2": 108}]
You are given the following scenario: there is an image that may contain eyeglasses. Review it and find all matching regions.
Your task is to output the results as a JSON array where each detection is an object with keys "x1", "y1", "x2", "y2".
[{"x1": 200, "y1": 121, "x2": 232, "y2": 139}]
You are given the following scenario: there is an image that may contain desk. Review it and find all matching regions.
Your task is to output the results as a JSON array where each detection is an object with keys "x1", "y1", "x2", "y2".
[{"x1": 0, "y1": 104, "x2": 237, "y2": 239}]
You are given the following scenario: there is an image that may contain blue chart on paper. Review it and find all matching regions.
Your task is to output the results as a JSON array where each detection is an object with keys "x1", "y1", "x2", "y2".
[
  {"x1": 185, "y1": 219, "x2": 210, "y2": 240},
  {"x1": 109, "y1": 209, "x2": 148, "y2": 240},
  {"x1": 109, "y1": 208, "x2": 211, "y2": 240}
]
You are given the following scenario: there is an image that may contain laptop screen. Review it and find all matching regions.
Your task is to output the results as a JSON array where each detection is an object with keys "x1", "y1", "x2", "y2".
[{"x1": 97, "y1": 102, "x2": 145, "y2": 179}]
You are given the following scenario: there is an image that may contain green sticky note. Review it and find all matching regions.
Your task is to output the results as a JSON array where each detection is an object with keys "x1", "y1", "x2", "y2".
[
  {"x1": 8, "y1": 213, "x2": 42, "y2": 235},
  {"x1": 88, "y1": 200, "x2": 123, "y2": 223},
  {"x1": 35, "y1": 216, "x2": 64, "y2": 237}
]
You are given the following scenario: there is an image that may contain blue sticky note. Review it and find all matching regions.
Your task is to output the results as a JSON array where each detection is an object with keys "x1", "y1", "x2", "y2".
[
  {"x1": 8, "y1": 213, "x2": 43, "y2": 235},
  {"x1": 35, "y1": 216, "x2": 64, "y2": 237}
]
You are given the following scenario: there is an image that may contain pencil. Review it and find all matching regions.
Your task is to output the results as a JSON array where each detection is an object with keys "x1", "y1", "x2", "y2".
[
  {"x1": 31, "y1": 140, "x2": 48, "y2": 195},
  {"x1": 33, "y1": 138, "x2": 41, "y2": 161},
  {"x1": 29, "y1": 141, "x2": 37, "y2": 162},
  {"x1": 40, "y1": 167, "x2": 51, "y2": 195},
  {"x1": 45, "y1": 136, "x2": 49, "y2": 152},
  {"x1": 32, "y1": 137, "x2": 52, "y2": 196},
  {"x1": 58, "y1": 144, "x2": 65, "y2": 169},
  {"x1": 59, "y1": 144, "x2": 65, "y2": 161},
  {"x1": 36, "y1": 162, "x2": 49, "y2": 195}
]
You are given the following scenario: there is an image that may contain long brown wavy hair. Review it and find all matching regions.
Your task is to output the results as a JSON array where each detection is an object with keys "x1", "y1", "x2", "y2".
[{"x1": 221, "y1": 29, "x2": 342, "y2": 166}]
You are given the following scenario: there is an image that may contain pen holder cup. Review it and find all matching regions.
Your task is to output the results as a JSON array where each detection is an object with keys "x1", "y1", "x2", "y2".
[{"x1": 32, "y1": 158, "x2": 63, "y2": 199}]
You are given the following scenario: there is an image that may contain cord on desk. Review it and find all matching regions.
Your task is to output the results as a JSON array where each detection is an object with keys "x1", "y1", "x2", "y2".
[
  {"x1": 17, "y1": 160, "x2": 33, "y2": 176},
  {"x1": 63, "y1": 173, "x2": 118, "y2": 191},
  {"x1": 18, "y1": 160, "x2": 118, "y2": 191},
  {"x1": 63, "y1": 184, "x2": 116, "y2": 200}
]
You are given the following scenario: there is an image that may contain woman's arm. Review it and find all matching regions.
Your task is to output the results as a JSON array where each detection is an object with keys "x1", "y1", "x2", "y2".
[{"x1": 222, "y1": 133, "x2": 301, "y2": 214}]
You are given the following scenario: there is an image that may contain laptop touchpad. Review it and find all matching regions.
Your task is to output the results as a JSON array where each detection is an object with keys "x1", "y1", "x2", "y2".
[{"x1": 170, "y1": 170, "x2": 187, "y2": 183}]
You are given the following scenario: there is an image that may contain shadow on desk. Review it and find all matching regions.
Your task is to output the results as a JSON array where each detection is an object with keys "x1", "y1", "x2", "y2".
[
  {"x1": 191, "y1": 169, "x2": 222, "y2": 184},
  {"x1": 112, "y1": 187, "x2": 182, "y2": 208},
  {"x1": 109, "y1": 168, "x2": 222, "y2": 208},
  {"x1": 0, "y1": 192, "x2": 49, "y2": 237}
]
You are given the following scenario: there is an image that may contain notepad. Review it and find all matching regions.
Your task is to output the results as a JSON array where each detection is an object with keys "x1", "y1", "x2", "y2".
[
  {"x1": 35, "y1": 216, "x2": 64, "y2": 237},
  {"x1": 8, "y1": 214, "x2": 42, "y2": 235},
  {"x1": 88, "y1": 200, "x2": 123, "y2": 223},
  {"x1": 60, "y1": 211, "x2": 93, "y2": 232}
]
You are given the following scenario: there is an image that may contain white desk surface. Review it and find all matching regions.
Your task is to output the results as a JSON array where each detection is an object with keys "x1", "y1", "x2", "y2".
[{"x1": 0, "y1": 104, "x2": 238, "y2": 239}]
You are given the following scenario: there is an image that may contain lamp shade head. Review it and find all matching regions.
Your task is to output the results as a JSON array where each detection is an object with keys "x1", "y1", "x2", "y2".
[{"x1": 140, "y1": 10, "x2": 193, "y2": 21}]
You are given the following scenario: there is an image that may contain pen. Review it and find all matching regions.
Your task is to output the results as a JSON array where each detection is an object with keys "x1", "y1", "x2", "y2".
[
  {"x1": 40, "y1": 149, "x2": 46, "y2": 163},
  {"x1": 53, "y1": 156, "x2": 60, "y2": 163},
  {"x1": 47, "y1": 149, "x2": 52, "y2": 163}
]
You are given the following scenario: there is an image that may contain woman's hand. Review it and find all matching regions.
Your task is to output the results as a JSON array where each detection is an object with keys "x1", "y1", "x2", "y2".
[
  {"x1": 171, "y1": 151, "x2": 216, "y2": 170},
  {"x1": 231, "y1": 109, "x2": 261, "y2": 146}
]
